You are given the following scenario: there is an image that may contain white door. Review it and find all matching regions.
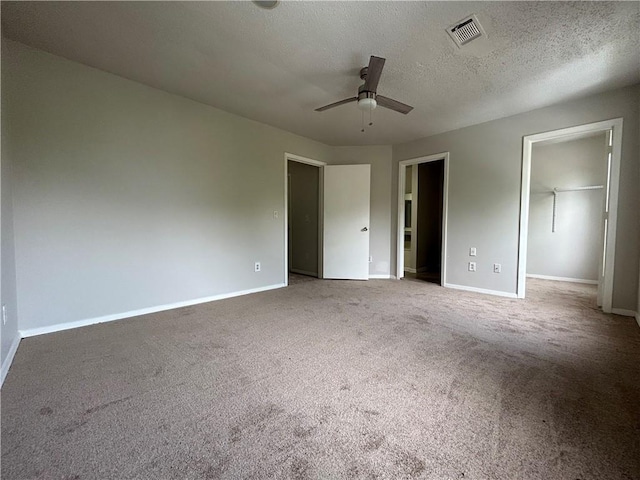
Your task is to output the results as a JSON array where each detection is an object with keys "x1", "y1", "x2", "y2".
[
  {"x1": 323, "y1": 165, "x2": 370, "y2": 280},
  {"x1": 597, "y1": 131, "x2": 613, "y2": 306}
]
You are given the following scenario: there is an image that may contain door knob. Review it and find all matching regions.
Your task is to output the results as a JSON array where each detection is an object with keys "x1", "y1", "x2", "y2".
[{"x1": 361, "y1": 227, "x2": 368, "y2": 232}]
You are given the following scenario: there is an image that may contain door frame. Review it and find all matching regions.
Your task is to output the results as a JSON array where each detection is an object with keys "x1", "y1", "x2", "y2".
[
  {"x1": 517, "y1": 118, "x2": 623, "y2": 313},
  {"x1": 396, "y1": 152, "x2": 450, "y2": 283},
  {"x1": 284, "y1": 153, "x2": 326, "y2": 286}
]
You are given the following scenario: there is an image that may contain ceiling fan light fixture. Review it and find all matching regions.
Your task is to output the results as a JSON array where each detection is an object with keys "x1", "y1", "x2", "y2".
[{"x1": 357, "y1": 97, "x2": 377, "y2": 111}]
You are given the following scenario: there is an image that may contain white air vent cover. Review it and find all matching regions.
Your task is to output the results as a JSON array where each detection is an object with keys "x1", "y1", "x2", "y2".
[{"x1": 447, "y1": 15, "x2": 484, "y2": 48}]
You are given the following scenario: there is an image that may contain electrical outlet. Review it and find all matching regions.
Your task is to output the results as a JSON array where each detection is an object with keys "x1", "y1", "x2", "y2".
[
  {"x1": 254, "y1": 262, "x2": 261, "y2": 272},
  {"x1": 493, "y1": 263, "x2": 501, "y2": 273},
  {"x1": 368, "y1": 256, "x2": 373, "y2": 263},
  {"x1": 2, "y1": 305, "x2": 6, "y2": 325},
  {"x1": 468, "y1": 262, "x2": 476, "y2": 272},
  {"x1": 469, "y1": 247, "x2": 477, "y2": 256}
]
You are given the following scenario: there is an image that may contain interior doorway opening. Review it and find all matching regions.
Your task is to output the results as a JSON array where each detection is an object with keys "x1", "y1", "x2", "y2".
[
  {"x1": 285, "y1": 155, "x2": 325, "y2": 284},
  {"x1": 526, "y1": 131, "x2": 610, "y2": 306},
  {"x1": 518, "y1": 118, "x2": 623, "y2": 313},
  {"x1": 396, "y1": 153, "x2": 449, "y2": 284},
  {"x1": 284, "y1": 153, "x2": 371, "y2": 285}
]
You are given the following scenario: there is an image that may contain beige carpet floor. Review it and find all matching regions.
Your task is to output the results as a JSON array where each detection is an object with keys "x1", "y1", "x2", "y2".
[{"x1": 1, "y1": 277, "x2": 639, "y2": 479}]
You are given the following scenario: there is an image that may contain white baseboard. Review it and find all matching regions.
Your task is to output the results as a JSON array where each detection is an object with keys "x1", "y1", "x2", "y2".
[
  {"x1": 369, "y1": 274, "x2": 393, "y2": 279},
  {"x1": 19, "y1": 283, "x2": 286, "y2": 338},
  {"x1": 611, "y1": 308, "x2": 637, "y2": 317},
  {"x1": 289, "y1": 269, "x2": 318, "y2": 277},
  {"x1": 526, "y1": 274, "x2": 598, "y2": 285},
  {"x1": 443, "y1": 283, "x2": 518, "y2": 299},
  {"x1": 404, "y1": 268, "x2": 416, "y2": 273},
  {"x1": 1, "y1": 334, "x2": 21, "y2": 387}
]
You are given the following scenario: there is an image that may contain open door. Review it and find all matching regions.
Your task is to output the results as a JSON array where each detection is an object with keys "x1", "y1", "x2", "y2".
[
  {"x1": 597, "y1": 129, "x2": 613, "y2": 306},
  {"x1": 323, "y1": 165, "x2": 370, "y2": 280}
]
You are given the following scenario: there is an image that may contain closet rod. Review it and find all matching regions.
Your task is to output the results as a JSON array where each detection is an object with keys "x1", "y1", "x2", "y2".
[
  {"x1": 551, "y1": 185, "x2": 604, "y2": 232},
  {"x1": 553, "y1": 185, "x2": 603, "y2": 193}
]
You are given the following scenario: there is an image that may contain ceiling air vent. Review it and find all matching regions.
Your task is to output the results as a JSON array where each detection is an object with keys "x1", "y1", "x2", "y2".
[{"x1": 447, "y1": 15, "x2": 484, "y2": 48}]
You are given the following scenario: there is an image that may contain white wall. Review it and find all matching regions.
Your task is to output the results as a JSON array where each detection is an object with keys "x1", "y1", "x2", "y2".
[
  {"x1": 393, "y1": 84, "x2": 640, "y2": 310},
  {"x1": 527, "y1": 134, "x2": 608, "y2": 281},
  {"x1": 1, "y1": 58, "x2": 20, "y2": 380},
  {"x1": 330, "y1": 146, "x2": 393, "y2": 277},
  {"x1": 3, "y1": 40, "x2": 333, "y2": 332}
]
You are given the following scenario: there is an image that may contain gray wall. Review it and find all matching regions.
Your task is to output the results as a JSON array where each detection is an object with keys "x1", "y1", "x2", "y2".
[
  {"x1": 527, "y1": 134, "x2": 607, "y2": 281},
  {"x1": 288, "y1": 161, "x2": 319, "y2": 276},
  {"x1": 3, "y1": 40, "x2": 333, "y2": 331},
  {"x1": 3, "y1": 38, "x2": 638, "y2": 343},
  {"x1": 393, "y1": 84, "x2": 639, "y2": 310},
  {"x1": 1, "y1": 66, "x2": 20, "y2": 372},
  {"x1": 330, "y1": 146, "x2": 393, "y2": 277}
]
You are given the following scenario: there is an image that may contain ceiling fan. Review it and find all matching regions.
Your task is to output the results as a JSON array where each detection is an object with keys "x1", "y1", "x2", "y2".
[{"x1": 315, "y1": 56, "x2": 414, "y2": 121}]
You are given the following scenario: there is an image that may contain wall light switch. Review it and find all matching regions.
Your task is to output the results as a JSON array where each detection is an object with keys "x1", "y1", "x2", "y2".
[
  {"x1": 273, "y1": 211, "x2": 279, "y2": 219},
  {"x1": 493, "y1": 263, "x2": 501, "y2": 273},
  {"x1": 469, "y1": 247, "x2": 477, "y2": 256},
  {"x1": 468, "y1": 262, "x2": 476, "y2": 272}
]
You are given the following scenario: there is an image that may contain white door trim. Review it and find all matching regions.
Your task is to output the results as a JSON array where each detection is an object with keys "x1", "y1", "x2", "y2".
[
  {"x1": 396, "y1": 152, "x2": 450, "y2": 283},
  {"x1": 284, "y1": 153, "x2": 326, "y2": 286},
  {"x1": 517, "y1": 118, "x2": 623, "y2": 313}
]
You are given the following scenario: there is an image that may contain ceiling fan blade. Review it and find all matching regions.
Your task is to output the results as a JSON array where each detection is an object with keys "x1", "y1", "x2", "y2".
[
  {"x1": 376, "y1": 95, "x2": 414, "y2": 114},
  {"x1": 363, "y1": 56, "x2": 385, "y2": 92},
  {"x1": 315, "y1": 97, "x2": 358, "y2": 112}
]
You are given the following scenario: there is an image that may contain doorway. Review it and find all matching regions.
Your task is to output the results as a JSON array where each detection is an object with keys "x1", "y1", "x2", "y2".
[
  {"x1": 284, "y1": 153, "x2": 372, "y2": 285},
  {"x1": 285, "y1": 154, "x2": 325, "y2": 283},
  {"x1": 396, "y1": 153, "x2": 449, "y2": 284},
  {"x1": 518, "y1": 118, "x2": 623, "y2": 313},
  {"x1": 526, "y1": 131, "x2": 609, "y2": 306}
]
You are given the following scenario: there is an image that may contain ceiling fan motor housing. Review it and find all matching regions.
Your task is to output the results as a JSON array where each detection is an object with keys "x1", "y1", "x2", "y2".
[{"x1": 358, "y1": 84, "x2": 376, "y2": 96}]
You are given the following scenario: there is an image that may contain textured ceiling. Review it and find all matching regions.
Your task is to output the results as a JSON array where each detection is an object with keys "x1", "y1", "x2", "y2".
[{"x1": 2, "y1": 1, "x2": 639, "y2": 146}]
